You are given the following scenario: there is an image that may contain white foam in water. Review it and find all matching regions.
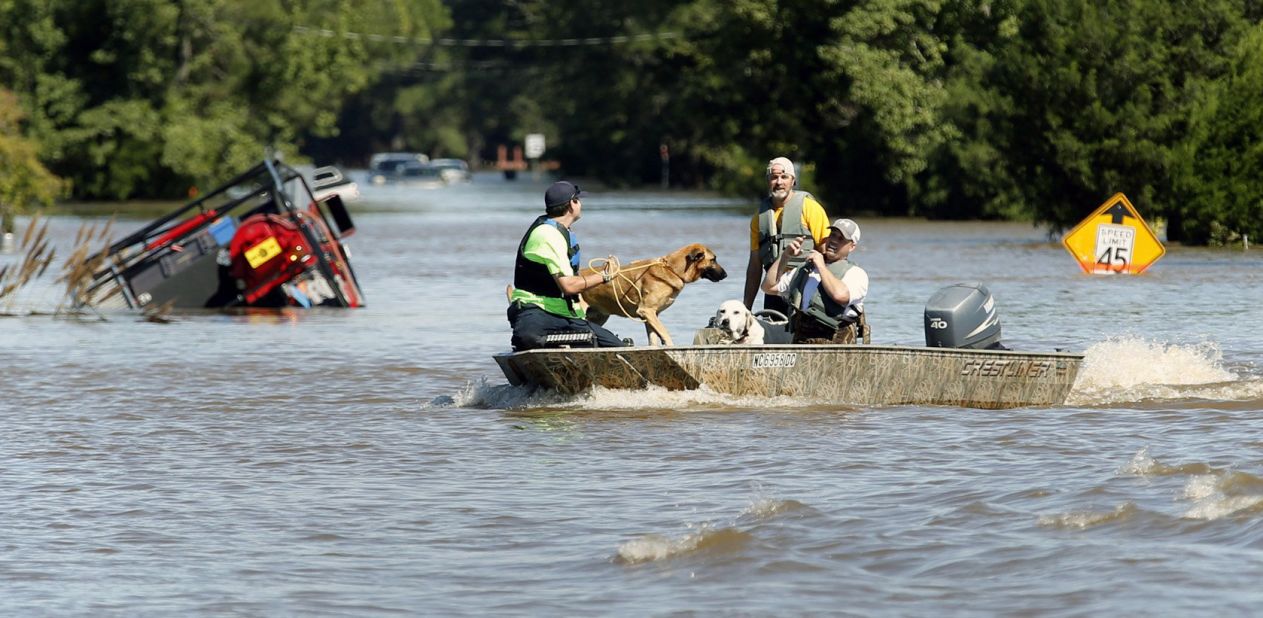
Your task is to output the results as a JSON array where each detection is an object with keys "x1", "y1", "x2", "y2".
[
  {"x1": 615, "y1": 533, "x2": 680, "y2": 564},
  {"x1": 438, "y1": 378, "x2": 830, "y2": 411},
  {"x1": 1182, "y1": 475, "x2": 1221, "y2": 502},
  {"x1": 1037, "y1": 503, "x2": 1138, "y2": 529},
  {"x1": 614, "y1": 520, "x2": 756, "y2": 565},
  {"x1": 1181, "y1": 474, "x2": 1263, "y2": 520},
  {"x1": 1113, "y1": 448, "x2": 1263, "y2": 521},
  {"x1": 1044, "y1": 449, "x2": 1263, "y2": 526},
  {"x1": 424, "y1": 377, "x2": 574, "y2": 410},
  {"x1": 1066, "y1": 336, "x2": 1263, "y2": 405},
  {"x1": 1117, "y1": 447, "x2": 1161, "y2": 477}
]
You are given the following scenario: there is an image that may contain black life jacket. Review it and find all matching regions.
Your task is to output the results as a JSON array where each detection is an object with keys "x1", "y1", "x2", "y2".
[{"x1": 513, "y1": 215, "x2": 580, "y2": 310}]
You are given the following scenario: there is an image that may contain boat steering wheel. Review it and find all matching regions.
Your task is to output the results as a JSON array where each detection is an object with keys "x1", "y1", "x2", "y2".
[{"x1": 753, "y1": 309, "x2": 789, "y2": 325}]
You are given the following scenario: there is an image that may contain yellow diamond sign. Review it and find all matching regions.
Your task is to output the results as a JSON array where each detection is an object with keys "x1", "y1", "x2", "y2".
[{"x1": 1062, "y1": 193, "x2": 1165, "y2": 275}]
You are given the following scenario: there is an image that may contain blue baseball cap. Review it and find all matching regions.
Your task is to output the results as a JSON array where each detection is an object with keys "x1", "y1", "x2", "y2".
[{"x1": 545, "y1": 181, "x2": 588, "y2": 209}]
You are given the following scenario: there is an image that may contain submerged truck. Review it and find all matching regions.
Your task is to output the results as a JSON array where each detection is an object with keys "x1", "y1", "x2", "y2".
[{"x1": 77, "y1": 159, "x2": 365, "y2": 311}]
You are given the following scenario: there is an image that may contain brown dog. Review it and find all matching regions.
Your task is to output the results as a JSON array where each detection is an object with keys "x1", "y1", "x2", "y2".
[{"x1": 581, "y1": 243, "x2": 727, "y2": 346}]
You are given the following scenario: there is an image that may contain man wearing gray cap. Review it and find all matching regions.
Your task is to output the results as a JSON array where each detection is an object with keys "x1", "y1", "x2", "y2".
[
  {"x1": 507, "y1": 181, "x2": 629, "y2": 351},
  {"x1": 761, "y1": 218, "x2": 869, "y2": 344},
  {"x1": 744, "y1": 156, "x2": 832, "y2": 314}
]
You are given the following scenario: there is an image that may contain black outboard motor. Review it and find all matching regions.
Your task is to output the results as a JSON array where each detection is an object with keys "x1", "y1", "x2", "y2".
[{"x1": 924, "y1": 283, "x2": 1004, "y2": 349}]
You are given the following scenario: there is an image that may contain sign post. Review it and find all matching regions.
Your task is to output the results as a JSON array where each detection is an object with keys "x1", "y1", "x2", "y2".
[{"x1": 1061, "y1": 193, "x2": 1165, "y2": 275}]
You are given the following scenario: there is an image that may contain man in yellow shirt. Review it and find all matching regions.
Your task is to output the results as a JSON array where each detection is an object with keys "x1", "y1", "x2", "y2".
[{"x1": 743, "y1": 157, "x2": 831, "y2": 314}]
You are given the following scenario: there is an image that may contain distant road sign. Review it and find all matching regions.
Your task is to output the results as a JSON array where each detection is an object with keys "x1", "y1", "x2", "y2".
[
  {"x1": 524, "y1": 134, "x2": 546, "y2": 159},
  {"x1": 1062, "y1": 193, "x2": 1165, "y2": 274}
]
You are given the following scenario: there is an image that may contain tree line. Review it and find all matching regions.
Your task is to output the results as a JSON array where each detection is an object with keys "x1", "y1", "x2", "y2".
[{"x1": 2, "y1": 0, "x2": 1261, "y2": 245}]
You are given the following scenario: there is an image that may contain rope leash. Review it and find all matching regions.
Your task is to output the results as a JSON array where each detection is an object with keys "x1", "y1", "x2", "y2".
[{"x1": 587, "y1": 255, "x2": 670, "y2": 323}]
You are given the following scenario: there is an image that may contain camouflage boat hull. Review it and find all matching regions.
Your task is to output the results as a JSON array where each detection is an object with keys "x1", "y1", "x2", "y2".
[{"x1": 494, "y1": 345, "x2": 1083, "y2": 409}]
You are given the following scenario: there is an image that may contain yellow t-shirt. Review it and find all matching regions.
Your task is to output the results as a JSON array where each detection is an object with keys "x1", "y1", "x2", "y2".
[{"x1": 749, "y1": 193, "x2": 831, "y2": 251}]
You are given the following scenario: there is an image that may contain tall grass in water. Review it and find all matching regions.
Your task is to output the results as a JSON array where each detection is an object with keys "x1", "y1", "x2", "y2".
[
  {"x1": 0, "y1": 215, "x2": 118, "y2": 316},
  {"x1": 55, "y1": 216, "x2": 117, "y2": 315},
  {"x1": 0, "y1": 214, "x2": 55, "y2": 314}
]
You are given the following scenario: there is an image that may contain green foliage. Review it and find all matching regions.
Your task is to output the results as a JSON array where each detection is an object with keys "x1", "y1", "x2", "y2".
[
  {"x1": 2, "y1": 0, "x2": 1263, "y2": 246},
  {"x1": 1173, "y1": 23, "x2": 1263, "y2": 245},
  {"x1": 920, "y1": 0, "x2": 1248, "y2": 231},
  {"x1": 0, "y1": 89, "x2": 65, "y2": 234},
  {"x1": 0, "y1": 0, "x2": 449, "y2": 199}
]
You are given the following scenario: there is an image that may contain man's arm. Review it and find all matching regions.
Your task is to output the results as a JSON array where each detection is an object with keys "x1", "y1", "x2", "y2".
[
  {"x1": 556, "y1": 267, "x2": 611, "y2": 296},
  {"x1": 812, "y1": 255, "x2": 852, "y2": 305},
  {"x1": 743, "y1": 250, "x2": 762, "y2": 309},
  {"x1": 525, "y1": 225, "x2": 612, "y2": 296},
  {"x1": 761, "y1": 236, "x2": 806, "y2": 296}
]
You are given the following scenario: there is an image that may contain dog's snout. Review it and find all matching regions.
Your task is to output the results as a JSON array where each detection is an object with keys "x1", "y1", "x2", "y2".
[{"x1": 704, "y1": 264, "x2": 728, "y2": 282}]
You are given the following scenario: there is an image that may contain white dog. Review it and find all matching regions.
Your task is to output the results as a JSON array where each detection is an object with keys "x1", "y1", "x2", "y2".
[{"x1": 713, "y1": 299, "x2": 765, "y2": 345}]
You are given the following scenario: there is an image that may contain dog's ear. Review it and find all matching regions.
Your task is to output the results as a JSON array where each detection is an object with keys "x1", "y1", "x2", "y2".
[{"x1": 687, "y1": 249, "x2": 706, "y2": 264}]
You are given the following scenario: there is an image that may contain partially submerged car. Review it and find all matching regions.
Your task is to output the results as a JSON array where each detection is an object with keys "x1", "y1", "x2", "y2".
[
  {"x1": 429, "y1": 158, "x2": 472, "y2": 184},
  {"x1": 367, "y1": 152, "x2": 432, "y2": 185}
]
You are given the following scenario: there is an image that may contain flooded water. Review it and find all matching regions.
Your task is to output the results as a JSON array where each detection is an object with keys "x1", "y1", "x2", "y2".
[{"x1": 4, "y1": 173, "x2": 1263, "y2": 615}]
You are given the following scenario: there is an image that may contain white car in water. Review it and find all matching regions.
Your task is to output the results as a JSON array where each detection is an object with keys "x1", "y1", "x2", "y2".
[
  {"x1": 367, "y1": 152, "x2": 431, "y2": 185},
  {"x1": 429, "y1": 158, "x2": 472, "y2": 184}
]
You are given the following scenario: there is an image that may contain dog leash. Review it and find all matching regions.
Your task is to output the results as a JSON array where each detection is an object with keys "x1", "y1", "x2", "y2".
[{"x1": 587, "y1": 255, "x2": 672, "y2": 322}]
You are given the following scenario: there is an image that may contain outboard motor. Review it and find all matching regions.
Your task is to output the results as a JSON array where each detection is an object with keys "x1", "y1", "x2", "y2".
[{"x1": 924, "y1": 283, "x2": 1003, "y2": 349}]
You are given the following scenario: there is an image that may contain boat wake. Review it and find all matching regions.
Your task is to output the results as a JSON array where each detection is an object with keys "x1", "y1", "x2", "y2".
[
  {"x1": 1040, "y1": 448, "x2": 1263, "y2": 527},
  {"x1": 438, "y1": 377, "x2": 838, "y2": 411},
  {"x1": 1065, "y1": 336, "x2": 1263, "y2": 406},
  {"x1": 613, "y1": 524, "x2": 752, "y2": 565},
  {"x1": 613, "y1": 494, "x2": 816, "y2": 565}
]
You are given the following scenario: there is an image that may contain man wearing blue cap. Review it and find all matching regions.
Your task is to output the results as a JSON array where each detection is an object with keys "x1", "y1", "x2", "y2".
[{"x1": 507, "y1": 181, "x2": 629, "y2": 351}]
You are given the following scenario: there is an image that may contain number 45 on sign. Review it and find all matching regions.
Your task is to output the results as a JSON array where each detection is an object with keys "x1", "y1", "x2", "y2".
[{"x1": 1061, "y1": 193, "x2": 1166, "y2": 275}]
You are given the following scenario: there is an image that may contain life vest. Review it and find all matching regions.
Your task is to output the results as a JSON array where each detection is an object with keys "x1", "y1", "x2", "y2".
[
  {"x1": 757, "y1": 191, "x2": 815, "y2": 270},
  {"x1": 787, "y1": 258, "x2": 859, "y2": 332},
  {"x1": 513, "y1": 215, "x2": 580, "y2": 310}
]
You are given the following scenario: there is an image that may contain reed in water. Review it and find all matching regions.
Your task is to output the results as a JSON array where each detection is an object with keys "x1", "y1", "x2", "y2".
[{"x1": 0, "y1": 213, "x2": 54, "y2": 313}]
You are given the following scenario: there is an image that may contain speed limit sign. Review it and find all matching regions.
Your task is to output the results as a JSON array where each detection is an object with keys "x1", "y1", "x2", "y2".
[{"x1": 1062, "y1": 193, "x2": 1165, "y2": 275}]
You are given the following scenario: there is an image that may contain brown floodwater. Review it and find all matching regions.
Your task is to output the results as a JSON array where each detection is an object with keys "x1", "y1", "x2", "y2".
[{"x1": 4, "y1": 173, "x2": 1263, "y2": 615}]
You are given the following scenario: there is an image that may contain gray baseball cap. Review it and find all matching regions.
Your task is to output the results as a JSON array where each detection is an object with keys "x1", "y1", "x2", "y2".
[{"x1": 829, "y1": 218, "x2": 861, "y2": 244}]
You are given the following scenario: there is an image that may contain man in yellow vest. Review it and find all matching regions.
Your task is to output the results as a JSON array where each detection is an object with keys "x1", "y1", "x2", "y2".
[
  {"x1": 743, "y1": 157, "x2": 831, "y2": 315},
  {"x1": 760, "y1": 219, "x2": 869, "y2": 344}
]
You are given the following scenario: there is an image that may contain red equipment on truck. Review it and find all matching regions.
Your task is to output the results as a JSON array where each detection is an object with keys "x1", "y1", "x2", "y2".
[{"x1": 77, "y1": 159, "x2": 365, "y2": 310}]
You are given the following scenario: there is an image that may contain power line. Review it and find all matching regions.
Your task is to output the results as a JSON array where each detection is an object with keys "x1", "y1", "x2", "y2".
[{"x1": 294, "y1": 25, "x2": 679, "y2": 48}]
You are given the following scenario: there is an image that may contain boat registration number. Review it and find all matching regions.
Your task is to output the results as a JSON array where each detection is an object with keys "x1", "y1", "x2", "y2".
[
  {"x1": 752, "y1": 352, "x2": 797, "y2": 369},
  {"x1": 245, "y1": 237, "x2": 283, "y2": 269}
]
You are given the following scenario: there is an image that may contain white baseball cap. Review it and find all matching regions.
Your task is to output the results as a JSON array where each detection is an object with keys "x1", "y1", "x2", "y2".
[{"x1": 766, "y1": 157, "x2": 796, "y2": 179}]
